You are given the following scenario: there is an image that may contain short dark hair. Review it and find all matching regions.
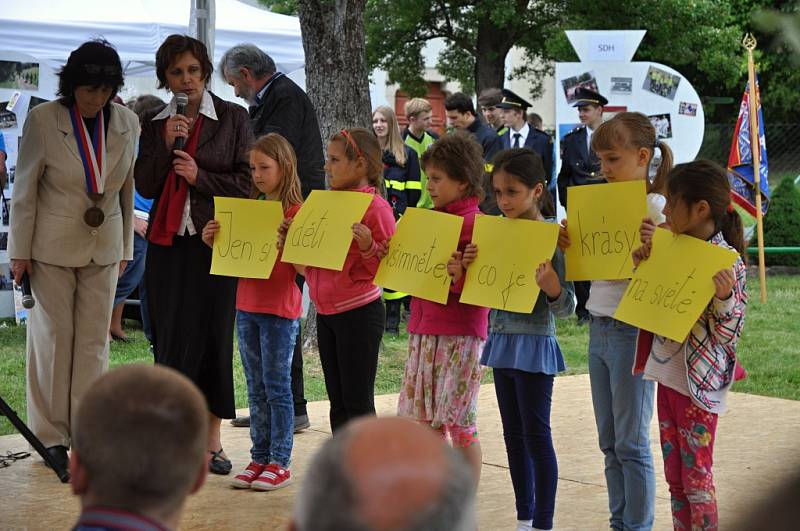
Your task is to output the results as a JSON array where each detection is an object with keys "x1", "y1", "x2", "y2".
[
  {"x1": 420, "y1": 131, "x2": 485, "y2": 201},
  {"x1": 155, "y1": 34, "x2": 213, "y2": 89},
  {"x1": 477, "y1": 88, "x2": 502, "y2": 108},
  {"x1": 127, "y1": 94, "x2": 166, "y2": 124},
  {"x1": 444, "y1": 92, "x2": 476, "y2": 116},
  {"x1": 491, "y1": 148, "x2": 554, "y2": 217},
  {"x1": 57, "y1": 39, "x2": 124, "y2": 107}
]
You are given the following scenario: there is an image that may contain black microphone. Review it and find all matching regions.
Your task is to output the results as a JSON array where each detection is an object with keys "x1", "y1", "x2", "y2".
[
  {"x1": 21, "y1": 272, "x2": 34, "y2": 309},
  {"x1": 174, "y1": 93, "x2": 188, "y2": 150}
]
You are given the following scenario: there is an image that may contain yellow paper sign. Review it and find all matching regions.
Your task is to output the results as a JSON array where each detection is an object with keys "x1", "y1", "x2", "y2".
[
  {"x1": 565, "y1": 180, "x2": 647, "y2": 281},
  {"x1": 374, "y1": 208, "x2": 463, "y2": 304},
  {"x1": 281, "y1": 190, "x2": 372, "y2": 271},
  {"x1": 614, "y1": 228, "x2": 738, "y2": 342},
  {"x1": 210, "y1": 197, "x2": 284, "y2": 279},
  {"x1": 460, "y1": 216, "x2": 559, "y2": 313}
]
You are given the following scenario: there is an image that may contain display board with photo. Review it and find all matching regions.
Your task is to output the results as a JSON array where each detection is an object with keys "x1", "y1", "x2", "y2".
[
  {"x1": 648, "y1": 113, "x2": 673, "y2": 139},
  {"x1": 642, "y1": 66, "x2": 681, "y2": 100},
  {"x1": 561, "y1": 71, "x2": 598, "y2": 104},
  {"x1": 0, "y1": 103, "x2": 17, "y2": 129},
  {"x1": 0, "y1": 60, "x2": 39, "y2": 91},
  {"x1": 610, "y1": 77, "x2": 633, "y2": 94},
  {"x1": 678, "y1": 102, "x2": 698, "y2": 116}
]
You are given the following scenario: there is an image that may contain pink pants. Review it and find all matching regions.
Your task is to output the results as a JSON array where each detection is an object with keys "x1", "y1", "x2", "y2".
[{"x1": 657, "y1": 385, "x2": 719, "y2": 530}]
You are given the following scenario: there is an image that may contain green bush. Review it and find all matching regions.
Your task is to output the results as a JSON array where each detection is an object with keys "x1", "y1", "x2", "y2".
[{"x1": 761, "y1": 176, "x2": 800, "y2": 267}]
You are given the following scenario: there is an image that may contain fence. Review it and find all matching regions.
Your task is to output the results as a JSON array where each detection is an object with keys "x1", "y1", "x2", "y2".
[{"x1": 699, "y1": 123, "x2": 800, "y2": 186}]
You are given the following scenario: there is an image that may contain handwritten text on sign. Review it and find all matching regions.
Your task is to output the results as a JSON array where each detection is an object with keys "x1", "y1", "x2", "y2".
[
  {"x1": 461, "y1": 216, "x2": 559, "y2": 313},
  {"x1": 565, "y1": 180, "x2": 647, "y2": 281},
  {"x1": 613, "y1": 228, "x2": 738, "y2": 342},
  {"x1": 210, "y1": 197, "x2": 284, "y2": 279},
  {"x1": 281, "y1": 190, "x2": 372, "y2": 271},
  {"x1": 374, "y1": 208, "x2": 463, "y2": 304}
]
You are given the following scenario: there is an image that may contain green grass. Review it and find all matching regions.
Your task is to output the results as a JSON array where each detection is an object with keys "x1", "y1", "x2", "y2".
[{"x1": 1, "y1": 274, "x2": 796, "y2": 435}]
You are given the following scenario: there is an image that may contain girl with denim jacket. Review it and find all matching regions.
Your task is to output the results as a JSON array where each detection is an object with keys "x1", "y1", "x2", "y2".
[
  {"x1": 473, "y1": 149, "x2": 575, "y2": 531},
  {"x1": 632, "y1": 161, "x2": 747, "y2": 531}
]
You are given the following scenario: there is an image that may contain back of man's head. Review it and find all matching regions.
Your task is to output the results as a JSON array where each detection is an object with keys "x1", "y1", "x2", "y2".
[
  {"x1": 477, "y1": 88, "x2": 502, "y2": 109},
  {"x1": 219, "y1": 43, "x2": 276, "y2": 80},
  {"x1": 71, "y1": 364, "x2": 208, "y2": 516},
  {"x1": 292, "y1": 417, "x2": 475, "y2": 531},
  {"x1": 444, "y1": 92, "x2": 476, "y2": 116}
]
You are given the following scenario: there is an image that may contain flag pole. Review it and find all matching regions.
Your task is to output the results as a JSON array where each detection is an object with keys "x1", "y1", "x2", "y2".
[{"x1": 743, "y1": 33, "x2": 767, "y2": 303}]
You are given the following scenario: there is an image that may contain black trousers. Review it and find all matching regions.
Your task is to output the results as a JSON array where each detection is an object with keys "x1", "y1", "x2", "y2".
[
  {"x1": 147, "y1": 235, "x2": 236, "y2": 419},
  {"x1": 292, "y1": 274, "x2": 307, "y2": 417},
  {"x1": 316, "y1": 298, "x2": 385, "y2": 432},
  {"x1": 575, "y1": 280, "x2": 591, "y2": 319}
]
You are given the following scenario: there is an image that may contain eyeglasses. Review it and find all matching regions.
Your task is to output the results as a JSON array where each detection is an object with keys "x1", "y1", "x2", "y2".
[{"x1": 84, "y1": 64, "x2": 121, "y2": 75}]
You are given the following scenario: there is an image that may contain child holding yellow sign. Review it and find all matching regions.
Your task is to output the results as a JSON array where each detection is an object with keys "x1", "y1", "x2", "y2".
[
  {"x1": 631, "y1": 161, "x2": 747, "y2": 531},
  {"x1": 278, "y1": 128, "x2": 395, "y2": 433},
  {"x1": 397, "y1": 131, "x2": 490, "y2": 484},
  {"x1": 476, "y1": 149, "x2": 575, "y2": 531},
  {"x1": 202, "y1": 134, "x2": 303, "y2": 490},
  {"x1": 557, "y1": 112, "x2": 673, "y2": 530}
]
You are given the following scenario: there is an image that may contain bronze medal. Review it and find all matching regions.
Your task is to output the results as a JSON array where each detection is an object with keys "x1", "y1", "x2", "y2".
[
  {"x1": 84, "y1": 206, "x2": 105, "y2": 227},
  {"x1": 88, "y1": 192, "x2": 104, "y2": 203}
]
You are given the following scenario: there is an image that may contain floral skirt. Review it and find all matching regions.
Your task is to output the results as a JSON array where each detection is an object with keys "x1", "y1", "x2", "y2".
[{"x1": 397, "y1": 334, "x2": 486, "y2": 428}]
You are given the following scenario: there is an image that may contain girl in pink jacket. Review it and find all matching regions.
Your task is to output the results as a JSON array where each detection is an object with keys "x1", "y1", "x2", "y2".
[{"x1": 397, "y1": 131, "x2": 490, "y2": 484}]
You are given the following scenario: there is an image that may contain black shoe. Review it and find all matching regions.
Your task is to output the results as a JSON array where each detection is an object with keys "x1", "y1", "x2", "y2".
[
  {"x1": 209, "y1": 449, "x2": 232, "y2": 475},
  {"x1": 294, "y1": 414, "x2": 310, "y2": 433},
  {"x1": 230, "y1": 415, "x2": 250, "y2": 427},
  {"x1": 44, "y1": 445, "x2": 70, "y2": 473},
  {"x1": 577, "y1": 314, "x2": 591, "y2": 325}
]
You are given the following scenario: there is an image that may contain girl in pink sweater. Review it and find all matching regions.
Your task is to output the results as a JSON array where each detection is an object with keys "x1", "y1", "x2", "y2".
[
  {"x1": 279, "y1": 128, "x2": 395, "y2": 432},
  {"x1": 397, "y1": 131, "x2": 490, "y2": 484}
]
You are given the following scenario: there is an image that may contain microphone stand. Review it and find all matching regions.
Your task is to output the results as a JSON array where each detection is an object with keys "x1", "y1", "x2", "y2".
[{"x1": 0, "y1": 394, "x2": 70, "y2": 482}]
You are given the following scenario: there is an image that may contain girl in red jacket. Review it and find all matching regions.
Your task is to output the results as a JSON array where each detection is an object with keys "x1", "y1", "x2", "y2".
[{"x1": 202, "y1": 133, "x2": 303, "y2": 491}]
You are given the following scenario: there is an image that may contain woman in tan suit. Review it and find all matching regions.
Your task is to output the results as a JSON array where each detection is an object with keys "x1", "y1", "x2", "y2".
[{"x1": 8, "y1": 39, "x2": 138, "y2": 472}]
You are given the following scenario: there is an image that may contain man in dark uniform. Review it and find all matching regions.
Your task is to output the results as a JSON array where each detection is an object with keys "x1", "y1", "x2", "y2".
[
  {"x1": 557, "y1": 87, "x2": 608, "y2": 323},
  {"x1": 220, "y1": 44, "x2": 326, "y2": 431},
  {"x1": 497, "y1": 89, "x2": 554, "y2": 184},
  {"x1": 444, "y1": 92, "x2": 501, "y2": 162}
]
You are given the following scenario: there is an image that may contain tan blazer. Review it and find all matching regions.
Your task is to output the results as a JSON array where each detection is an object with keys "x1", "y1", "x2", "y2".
[{"x1": 9, "y1": 100, "x2": 137, "y2": 266}]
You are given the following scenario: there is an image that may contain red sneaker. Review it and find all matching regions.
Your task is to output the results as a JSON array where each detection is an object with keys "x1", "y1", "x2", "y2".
[
  {"x1": 251, "y1": 463, "x2": 292, "y2": 491},
  {"x1": 230, "y1": 461, "x2": 266, "y2": 489}
]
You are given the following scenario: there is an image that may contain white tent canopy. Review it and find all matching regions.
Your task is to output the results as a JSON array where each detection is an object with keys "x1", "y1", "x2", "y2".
[{"x1": 0, "y1": 0, "x2": 304, "y2": 74}]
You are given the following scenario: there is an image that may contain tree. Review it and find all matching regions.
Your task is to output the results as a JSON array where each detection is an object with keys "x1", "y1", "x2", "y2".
[
  {"x1": 365, "y1": 0, "x2": 565, "y2": 97},
  {"x1": 262, "y1": 0, "x2": 374, "y2": 348},
  {"x1": 296, "y1": 0, "x2": 373, "y2": 139}
]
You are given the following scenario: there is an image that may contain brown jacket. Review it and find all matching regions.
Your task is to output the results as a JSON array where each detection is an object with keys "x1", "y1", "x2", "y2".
[{"x1": 135, "y1": 92, "x2": 252, "y2": 233}]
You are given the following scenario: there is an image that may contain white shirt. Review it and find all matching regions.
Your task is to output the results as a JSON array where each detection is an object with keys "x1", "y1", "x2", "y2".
[
  {"x1": 509, "y1": 122, "x2": 530, "y2": 148},
  {"x1": 643, "y1": 336, "x2": 690, "y2": 395},
  {"x1": 152, "y1": 90, "x2": 218, "y2": 236},
  {"x1": 586, "y1": 125, "x2": 594, "y2": 152}
]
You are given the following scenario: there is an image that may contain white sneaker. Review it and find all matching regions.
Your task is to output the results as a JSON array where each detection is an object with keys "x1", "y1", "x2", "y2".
[{"x1": 515, "y1": 520, "x2": 533, "y2": 531}]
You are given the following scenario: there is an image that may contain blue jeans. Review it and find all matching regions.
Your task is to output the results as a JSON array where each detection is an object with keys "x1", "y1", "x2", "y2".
[
  {"x1": 236, "y1": 310, "x2": 299, "y2": 467},
  {"x1": 588, "y1": 316, "x2": 655, "y2": 531},
  {"x1": 493, "y1": 368, "x2": 557, "y2": 529},
  {"x1": 114, "y1": 233, "x2": 147, "y2": 305}
]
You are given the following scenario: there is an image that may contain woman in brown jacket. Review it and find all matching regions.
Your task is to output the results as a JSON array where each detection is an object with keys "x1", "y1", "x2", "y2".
[{"x1": 135, "y1": 35, "x2": 253, "y2": 475}]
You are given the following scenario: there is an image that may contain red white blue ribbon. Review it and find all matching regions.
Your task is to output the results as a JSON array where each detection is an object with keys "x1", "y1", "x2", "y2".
[{"x1": 69, "y1": 105, "x2": 106, "y2": 195}]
